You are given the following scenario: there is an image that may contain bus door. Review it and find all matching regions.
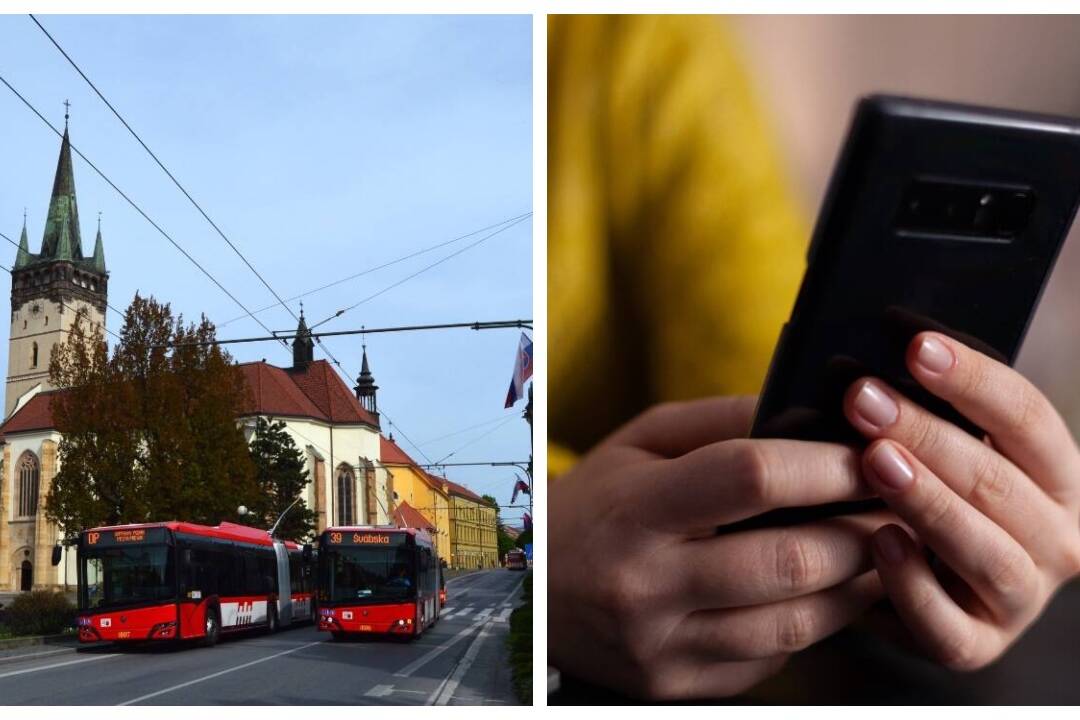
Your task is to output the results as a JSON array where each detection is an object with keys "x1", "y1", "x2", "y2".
[{"x1": 273, "y1": 540, "x2": 292, "y2": 625}]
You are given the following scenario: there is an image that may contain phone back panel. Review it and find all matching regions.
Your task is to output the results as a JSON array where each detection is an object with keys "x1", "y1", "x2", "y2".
[{"x1": 751, "y1": 95, "x2": 1080, "y2": 444}]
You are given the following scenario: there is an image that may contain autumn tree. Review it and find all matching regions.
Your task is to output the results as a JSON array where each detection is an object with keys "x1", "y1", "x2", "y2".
[
  {"x1": 46, "y1": 294, "x2": 259, "y2": 535},
  {"x1": 248, "y1": 417, "x2": 317, "y2": 542}
]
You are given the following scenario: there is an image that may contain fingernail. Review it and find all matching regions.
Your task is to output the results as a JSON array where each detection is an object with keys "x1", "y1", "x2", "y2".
[
  {"x1": 852, "y1": 380, "x2": 898, "y2": 429},
  {"x1": 869, "y1": 442, "x2": 915, "y2": 491},
  {"x1": 916, "y1": 336, "x2": 955, "y2": 374},
  {"x1": 874, "y1": 527, "x2": 908, "y2": 565}
]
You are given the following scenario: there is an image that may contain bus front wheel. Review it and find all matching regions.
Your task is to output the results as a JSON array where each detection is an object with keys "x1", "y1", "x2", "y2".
[{"x1": 202, "y1": 607, "x2": 221, "y2": 647}]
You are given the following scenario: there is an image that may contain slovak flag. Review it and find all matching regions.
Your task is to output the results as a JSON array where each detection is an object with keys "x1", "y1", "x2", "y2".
[
  {"x1": 503, "y1": 332, "x2": 533, "y2": 408},
  {"x1": 510, "y1": 475, "x2": 531, "y2": 504}
]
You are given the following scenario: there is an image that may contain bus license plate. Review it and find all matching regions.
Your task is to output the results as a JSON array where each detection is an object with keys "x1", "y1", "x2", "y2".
[
  {"x1": 118, "y1": 631, "x2": 131, "y2": 639},
  {"x1": 358, "y1": 624, "x2": 372, "y2": 632}
]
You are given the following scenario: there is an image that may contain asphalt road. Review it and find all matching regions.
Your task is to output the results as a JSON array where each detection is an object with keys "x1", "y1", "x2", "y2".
[{"x1": 0, "y1": 569, "x2": 528, "y2": 706}]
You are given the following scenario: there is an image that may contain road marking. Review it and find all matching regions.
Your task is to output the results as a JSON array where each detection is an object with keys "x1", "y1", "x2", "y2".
[
  {"x1": 365, "y1": 684, "x2": 394, "y2": 698},
  {"x1": 0, "y1": 652, "x2": 118, "y2": 680},
  {"x1": 455, "y1": 607, "x2": 475, "y2": 619},
  {"x1": 116, "y1": 640, "x2": 323, "y2": 705},
  {"x1": 396, "y1": 575, "x2": 525, "y2": 680},
  {"x1": 429, "y1": 620, "x2": 493, "y2": 705},
  {"x1": 494, "y1": 607, "x2": 512, "y2": 623},
  {"x1": 475, "y1": 607, "x2": 492, "y2": 621},
  {"x1": 394, "y1": 618, "x2": 485, "y2": 678}
]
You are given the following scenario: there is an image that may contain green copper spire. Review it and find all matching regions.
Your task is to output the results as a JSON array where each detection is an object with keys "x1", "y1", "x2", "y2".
[
  {"x1": 92, "y1": 215, "x2": 106, "y2": 272},
  {"x1": 39, "y1": 125, "x2": 83, "y2": 261},
  {"x1": 14, "y1": 214, "x2": 31, "y2": 269}
]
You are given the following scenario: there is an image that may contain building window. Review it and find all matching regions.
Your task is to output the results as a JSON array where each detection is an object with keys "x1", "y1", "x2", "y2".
[
  {"x1": 15, "y1": 451, "x2": 40, "y2": 519},
  {"x1": 336, "y1": 466, "x2": 355, "y2": 526},
  {"x1": 30, "y1": 342, "x2": 38, "y2": 368}
]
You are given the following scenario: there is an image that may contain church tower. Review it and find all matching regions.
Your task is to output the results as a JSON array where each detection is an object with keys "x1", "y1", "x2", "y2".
[
  {"x1": 6, "y1": 116, "x2": 108, "y2": 417},
  {"x1": 354, "y1": 346, "x2": 379, "y2": 416}
]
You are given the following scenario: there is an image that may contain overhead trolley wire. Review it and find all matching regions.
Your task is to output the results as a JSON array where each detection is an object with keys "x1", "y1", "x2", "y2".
[
  {"x1": 30, "y1": 14, "x2": 302, "y2": 332},
  {"x1": 0, "y1": 71, "x2": 289, "y2": 354},
  {"x1": 217, "y1": 211, "x2": 533, "y2": 328}
]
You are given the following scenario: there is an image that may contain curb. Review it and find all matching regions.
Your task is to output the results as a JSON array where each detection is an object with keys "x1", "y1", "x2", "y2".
[{"x1": 0, "y1": 633, "x2": 77, "y2": 651}]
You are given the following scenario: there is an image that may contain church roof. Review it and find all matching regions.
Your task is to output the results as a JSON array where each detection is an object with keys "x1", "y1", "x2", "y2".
[
  {"x1": 0, "y1": 391, "x2": 60, "y2": 438},
  {"x1": 1, "y1": 359, "x2": 379, "y2": 439},
  {"x1": 237, "y1": 358, "x2": 379, "y2": 427}
]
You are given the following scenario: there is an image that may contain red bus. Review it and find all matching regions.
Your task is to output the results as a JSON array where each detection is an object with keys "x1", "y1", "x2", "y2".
[
  {"x1": 506, "y1": 548, "x2": 527, "y2": 571},
  {"x1": 73, "y1": 521, "x2": 314, "y2": 645},
  {"x1": 316, "y1": 526, "x2": 441, "y2": 640}
]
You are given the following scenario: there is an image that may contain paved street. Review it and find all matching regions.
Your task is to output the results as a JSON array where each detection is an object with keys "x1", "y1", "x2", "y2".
[{"x1": 0, "y1": 570, "x2": 527, "y2": 705}]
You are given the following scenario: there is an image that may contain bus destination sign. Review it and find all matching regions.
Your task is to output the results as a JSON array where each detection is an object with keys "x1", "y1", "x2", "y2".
[
  {"x1": 326, "y1": 531, "x2": 406, "y2": 546},
  {"x1": 85, "y1": 527, "x2": 168, "y2": 547}
]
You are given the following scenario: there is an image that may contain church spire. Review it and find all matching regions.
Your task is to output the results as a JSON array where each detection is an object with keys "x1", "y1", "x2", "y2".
[
  {"x1": 292, "y1": 304, "x2": 314, "y2": 369},
  {"x1": 40, "y1": 111, "x2": 83, "y2": 261},
  {"x1": 354, "y1": 345, "x2": 379, "y2": 414},
  {"x1": 92, "y1": 213, "x2": 106, "y2": 272},
  {"x1": 14, "y1": 213, "x2": 30, "y2": 269}
]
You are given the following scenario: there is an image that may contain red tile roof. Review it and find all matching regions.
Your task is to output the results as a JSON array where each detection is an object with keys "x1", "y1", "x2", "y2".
[
  {"x1": 444, "y1": 478, "x2": 491, "y2": 505},
  {"x1": 237, "y1": 359, "x2": 379, "y2": 427},
  {"x1": 0, "y1": 359, "x2": 379, "y2": 439},
  {"x1": 380, "y1": 434, "x2": 416, "y2": 466},
  {"x1": 0, "y1": 391, "x2": 61, "y2": 437},
  {"x1": 381, "y1": 435, "x2": 452, "y2": 496},
  {"x1": 393, "y1": 500, "x2": 435, "y2": 532}
]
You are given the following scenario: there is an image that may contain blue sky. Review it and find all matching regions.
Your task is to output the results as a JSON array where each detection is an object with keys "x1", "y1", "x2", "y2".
[{"x1": 0, "y1": 15, "x2": 533, "y2": 526}]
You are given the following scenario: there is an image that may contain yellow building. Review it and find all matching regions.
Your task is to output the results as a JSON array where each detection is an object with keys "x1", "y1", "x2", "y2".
[
  {"x1": 445, "y1": 479, "x2": 498, "y2": 569},
  {"x1": 380, "y1": 435, "x2": 452, "y2": 563}
]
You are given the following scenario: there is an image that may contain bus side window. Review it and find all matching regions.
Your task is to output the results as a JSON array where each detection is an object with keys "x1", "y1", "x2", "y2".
[
  {"x1": 217, "y1": 546, "x2": 235, "y2": 597},
  {"x1": 289, "y1": 553, "x2": 301, "y2": 595},
  {"x1": 195, "y1": 546, "x2": 219, "y2": 596}
]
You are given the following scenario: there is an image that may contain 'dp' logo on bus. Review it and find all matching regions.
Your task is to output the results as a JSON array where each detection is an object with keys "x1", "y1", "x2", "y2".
[
  {"x1": 329, "y1": 532, "x2": 343, "y2": 544},
  {"x1": 87, "y1": 532, "x2": 100, "y2": 545}
]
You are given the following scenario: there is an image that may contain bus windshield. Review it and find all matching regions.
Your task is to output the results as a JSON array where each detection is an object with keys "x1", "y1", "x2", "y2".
[
  {"x1": 80, "y1": 544, "x2": 176, "y2": 610},
  {"x1": 323, "y1": 546, "x2": 415, "y2": 603}
]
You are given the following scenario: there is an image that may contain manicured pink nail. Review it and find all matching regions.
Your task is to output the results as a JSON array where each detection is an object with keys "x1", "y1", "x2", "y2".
[
  {"x1": 916, "y1": 336, "x2": 955, "y2": 374},
  {"x1": 874, "y1": 527, "x2": 908, "y2": 565},
  {"x1": 852, "y1": 380, "x2": 899, "y2": 429},
  {"x1": 869, "y1": 442, "x2": 915, "y2": 491}
]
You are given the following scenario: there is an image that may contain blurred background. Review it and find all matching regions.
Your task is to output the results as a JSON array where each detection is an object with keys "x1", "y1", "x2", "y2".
[
  {"x1": 548, "y1": 14, "x2": 1080, "y2": 703},
  {"x1": 733, "y1": 14, "x2": 1080, "y2": 433}
]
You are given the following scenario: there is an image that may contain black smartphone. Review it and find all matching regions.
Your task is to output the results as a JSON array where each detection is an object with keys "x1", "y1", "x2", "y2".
[{"x1": 740, "y1": 95, "x2": 1080, "y2": 527}]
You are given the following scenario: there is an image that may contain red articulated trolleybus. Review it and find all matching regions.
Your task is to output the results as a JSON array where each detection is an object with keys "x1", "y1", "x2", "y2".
[
  {"x1": 74, "y1": 521, "x2": 314, "y2": 645},
  {"x1": 317, "y1": 526, "x2": 441, "y2": 640}
]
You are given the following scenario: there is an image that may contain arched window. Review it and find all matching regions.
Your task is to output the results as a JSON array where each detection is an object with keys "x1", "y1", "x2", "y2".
[
  {"x1": 336, "y1": 466, "x2": 355, "y2": 526},
  {"x1": 15, "y1": 451, "x2": 40, "y2": 519},
  {"x1": 30, "y1": 342, "x2": 38, "y2": 368}
]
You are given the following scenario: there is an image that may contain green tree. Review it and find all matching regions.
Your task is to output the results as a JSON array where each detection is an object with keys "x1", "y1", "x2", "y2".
[
  {"x1": 483, "y1": 493, "x2": 518, "y2": 563},
  {"x1": 515, "y1": 529, "x2": 532, "y2": 551},
  {"x1": 248, "y1": 417, "x2": 317, "y2": 542},
  {"x1": 46, "y1": 294, "x2": 259, "y2": 535}
]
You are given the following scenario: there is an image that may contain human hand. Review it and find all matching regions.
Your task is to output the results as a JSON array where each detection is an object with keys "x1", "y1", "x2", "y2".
[
  {"x1": 549, "y1": 396, "x2": 891, "y2": 699},
  {"x1": 844, "y1": 332, "x2": 1080, "y2": 670}
]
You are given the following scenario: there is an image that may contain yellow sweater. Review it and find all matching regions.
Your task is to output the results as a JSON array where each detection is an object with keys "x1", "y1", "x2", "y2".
[{"x1": 549, "y1": 15, "x2": 807, "y2": 477}]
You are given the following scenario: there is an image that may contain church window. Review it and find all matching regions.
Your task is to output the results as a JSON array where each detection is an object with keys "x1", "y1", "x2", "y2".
[
  {"x1": 44, "y1": 316, "x2": 48, "y2": 326},
  {"x1": 15, "y1": 451, "x2": 40, "y2": 519},
  {"x1": 336, "y1": 466, "x2": 355, "y2": 526},
  {"x1": 22, "y1": 319, "x2": 26, "y2": 330},
  {"x1": 31, "y1": 342, "x2": 38, "y2": 368}
]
